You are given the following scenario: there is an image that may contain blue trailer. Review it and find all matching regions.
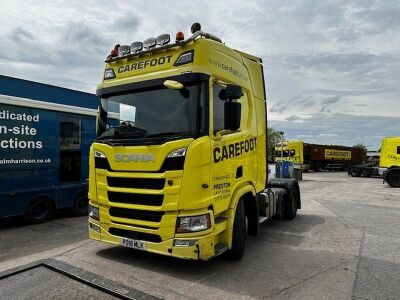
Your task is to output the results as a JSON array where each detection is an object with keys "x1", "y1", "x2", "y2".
[{"x1": 0, "y1": 75, "x2": 99, "y2": 223}]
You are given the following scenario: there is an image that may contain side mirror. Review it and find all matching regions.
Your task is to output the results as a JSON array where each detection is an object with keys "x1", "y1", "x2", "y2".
[
  {"x1": 224, "y1": 101, "x2": 241, "y2": 131},
  {"x1": 219, "y1": 84, "x2": 243, "y2": 101},
  {"x1": 96, "y1": 105, "x2": 107, "y2": 136}
]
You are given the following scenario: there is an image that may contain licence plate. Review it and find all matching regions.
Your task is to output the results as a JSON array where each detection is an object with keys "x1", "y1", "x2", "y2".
[{"x1": 120, "y1": 238, "x2": 147, "y2": 250}]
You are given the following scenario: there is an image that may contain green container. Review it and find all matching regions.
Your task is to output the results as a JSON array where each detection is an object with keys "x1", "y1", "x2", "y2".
[{"x1": 293, "y1": 168, "x2": 303, "y2": 181}]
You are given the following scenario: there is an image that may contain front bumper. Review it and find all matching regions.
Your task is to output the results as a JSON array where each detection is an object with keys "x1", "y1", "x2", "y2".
[{"x1": 89, "y1": 219, "x2": 218, "y2": 260}]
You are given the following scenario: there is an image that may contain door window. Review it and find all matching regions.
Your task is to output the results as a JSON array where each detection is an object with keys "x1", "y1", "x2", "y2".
[
  {"x1": 59, "y1": 117, "x2": 81, "y2": 182},
  {"x1": 212, "y1": 83, "x2": 249, "y2": 133}
]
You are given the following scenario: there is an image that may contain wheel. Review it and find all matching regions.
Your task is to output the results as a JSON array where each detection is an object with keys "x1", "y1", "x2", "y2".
[
  {"x1": 72, "y1": 193, "x2": 89, "y2": 216},
  {"x1": 227, "y1": 200, "x2": 247, "y2": 260},
  {"x1": 361, "y1": 168, "x2": 370, "y2": 177},
  {"x1": 349, "y1": 167, "x2": 361, "y2": 177},
  {"x1": 284, "y1": 185, "x2": 299, "y2": 220},
  {"x1": 25, "y1": 197, "x2": 54, "y2": 224},
  {"x1": 386, "y1": 169, "x2": 400, "y2": 188}
]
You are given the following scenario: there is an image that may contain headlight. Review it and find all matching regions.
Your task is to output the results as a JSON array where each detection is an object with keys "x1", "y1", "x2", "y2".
[
  {"x1": 94, "y1": 150, "x2": 106, "y2": 159},
  {"x1": 89, "y1": 204, "x2": 100, "y2": 221},
  {"x1": 167, "y1": 148, "x2": 187, "y2": 158},
  {"x1": 176, "y1": 214, "x2": 211, "y2": 233}
]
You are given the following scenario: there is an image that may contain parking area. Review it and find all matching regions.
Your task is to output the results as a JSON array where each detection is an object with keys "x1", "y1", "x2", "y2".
[{"x1": 1, "y1": 172, "x2": 399, "y2": 299}]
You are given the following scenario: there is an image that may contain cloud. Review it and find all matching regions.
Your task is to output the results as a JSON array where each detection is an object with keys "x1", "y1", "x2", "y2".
[
  {"x1": 269, "y1": 113, "x2": 400, "y2": 149},
  {"x1": 321, "y1": 96, "x2": 340, "y2": 105}
]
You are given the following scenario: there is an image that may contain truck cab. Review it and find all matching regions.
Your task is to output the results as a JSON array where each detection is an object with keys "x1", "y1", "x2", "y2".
[
  {"x1": 88, "y1": 24, "x2": 301, "y2": 260},
  {"x1": 381, "y1": 137, "x2": 400, "y2": 187}
]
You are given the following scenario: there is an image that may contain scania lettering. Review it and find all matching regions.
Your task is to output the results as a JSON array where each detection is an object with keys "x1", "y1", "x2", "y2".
[{"x1": 88, "y1": 23, "x2": 302, "y2": 260}]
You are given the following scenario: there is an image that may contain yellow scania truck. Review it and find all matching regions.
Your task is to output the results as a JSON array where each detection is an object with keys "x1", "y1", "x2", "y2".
[
  {"x1": 88, "y1": 23, "x2": 301, "y2": 260},
  {"x1": 349, "y1": 137, "x2": 400, "y2": 187}
]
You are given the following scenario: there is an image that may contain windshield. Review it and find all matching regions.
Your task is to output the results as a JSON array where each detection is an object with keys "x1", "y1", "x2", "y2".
[{"x1": 97, "y1": 80, "x2": 207, "y2": 143}]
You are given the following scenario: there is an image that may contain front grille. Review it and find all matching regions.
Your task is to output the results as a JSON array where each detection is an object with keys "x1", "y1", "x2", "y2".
[
  {"x1": 109, "y1": 207, "x2": 164, "y2": 222},
  {"x1": 107, "y1": 177, "x2": 165, "y2": 190},
  {"x1": 108, "y1": 191, "x2": 163, "y2": 206},
  {"x1": 109, "y1": 227, "x2": 162, "y2": 243}
]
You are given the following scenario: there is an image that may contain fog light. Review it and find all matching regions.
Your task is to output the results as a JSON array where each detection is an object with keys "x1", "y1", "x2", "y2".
[
  {"x1": 174, "y1": 239, "x2": 197, "y2": 247},
  {"x1": 89, "y1": 222, "x2": 101, "y2": 233},
  {"x1": 89, "y1": 204, "x2": 100, "y2": 221}
]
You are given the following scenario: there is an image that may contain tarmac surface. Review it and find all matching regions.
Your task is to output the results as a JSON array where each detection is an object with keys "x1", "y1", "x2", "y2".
[{"x1": 0, "y1": 172, "x2": 399, "y2": 299}]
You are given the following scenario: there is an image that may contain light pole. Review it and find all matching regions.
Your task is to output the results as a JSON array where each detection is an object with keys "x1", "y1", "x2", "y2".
[{"x1": 279, "y1": 131, "x2": 284, "y2": 178}]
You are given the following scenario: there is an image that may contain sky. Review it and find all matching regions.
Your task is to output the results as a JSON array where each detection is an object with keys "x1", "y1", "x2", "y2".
[{"x1": 1, "y1": 0, "x2": 399, "y2": 149}]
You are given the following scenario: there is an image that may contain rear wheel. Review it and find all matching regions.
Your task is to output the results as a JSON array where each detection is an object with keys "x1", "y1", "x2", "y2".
[
  {"x1": 361, "y1": 168, "x2": 370, "y2": 177},
  {"x1": 72, "y1": 193, "x2": 89, "y2": 216},
  {"x1": 349, "y1": 167, "x2": 361, "y2": 177},
  {"x1": 227, "y1": 200, "x2": 246, "y2": 260},
  {"x1": 284, "y1": 185, "x2": 299, "y2": 220},
  {"x1": 386, "y1": 169, "x2": 400, "y2": 188},
  {"x1": 25, "y1": 197, "x2": 54, "y2": 224}
]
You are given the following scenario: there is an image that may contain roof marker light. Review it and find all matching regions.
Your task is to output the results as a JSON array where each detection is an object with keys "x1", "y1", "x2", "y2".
[
  {"x1": 130, "y1": 41, "x2": 143, "y2": 53},
  {"x1": 176, "y1": 31, "x2": 184, "y2": 42},
  {"x1": 156, "y1": 34, "x2": 170, "y2": 46},
  {"x1": 110, "y1": 44, "x2": 120, "y2": 57},
  {"x1": 143, "y1": 37, "x2": 157, "y2": 49}
]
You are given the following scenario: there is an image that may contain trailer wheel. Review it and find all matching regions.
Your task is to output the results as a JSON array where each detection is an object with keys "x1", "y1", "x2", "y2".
[
  {"x1": 227, "y1": 200, "x2": 246, "y2": 260},
  {"x1": 386, "y1": 169, "x2": 400, "y2": 188},
  {"x1": 349, "y1": 167, "x2": 361, "y2": 177},
  {"x1": 72, "y1": 193, "x2": 89, "y2": 216},
  {"x1": 361, "y1": 168, "x2": 370, "y2": 177},
  {"x1": 25, "y1": 197, "x2": 54, "y2": 224}
]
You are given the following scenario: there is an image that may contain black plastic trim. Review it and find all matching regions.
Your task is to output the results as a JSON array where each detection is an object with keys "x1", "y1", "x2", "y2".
[
  {"x1": 107, "y1": 177, "x2": 165, "y2": 190},
  {"x1": 109, "y1": 207, "x2": 164, "y2": 222},
  {"x1": 108, "y1": 191, "x2": 163, "y2": 206}
]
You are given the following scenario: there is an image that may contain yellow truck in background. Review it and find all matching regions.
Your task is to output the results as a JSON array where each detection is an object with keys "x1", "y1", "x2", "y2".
[
  {"x1": 275, "y1": 141, "x2": 363, "y2": 171},
  {"x1": 88, "y1": 23, "x2": 301, "y2": 260},
  {"x1": 349, "y1": 137, "x2": 400, "y2": 187}
]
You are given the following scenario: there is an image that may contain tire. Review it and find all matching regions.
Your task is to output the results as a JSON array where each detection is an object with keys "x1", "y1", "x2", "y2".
[
  {"x1": 72, "y1": 193, "x2": 89, "y2": 216},
  {"x1": 25, "y1": 197, "x2": 54, "y2": 224},
  {"x1": 349, "y1": 167, "x2": 361, "y2": 177},
  {"x1": 386, "y1": 169, "x2": 400, "y2": 188},
  {"x1": 227, "y1": 200, "x2": 247, "y2": 260},
  {"x1": 361, "y1": 168, "x2": 370, "y2": 177},
  {"x1": 268, "y1": 178, "x2": 301, "y2": 210},
  {"x1": 284, "y1": 186, "x2": 299, "y2": 220}
]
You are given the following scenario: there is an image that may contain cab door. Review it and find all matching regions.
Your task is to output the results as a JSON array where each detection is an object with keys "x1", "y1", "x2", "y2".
[{"x1": 209, "y1": 80, "x2": 257, "y2": 214}]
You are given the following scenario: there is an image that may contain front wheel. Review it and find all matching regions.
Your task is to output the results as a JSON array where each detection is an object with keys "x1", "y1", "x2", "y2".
[
  {"x1": 227, "y1": 200, "x2": 247, "y2": 260},
  {"x1": 386, "y1": 170, "x2": 400, "y2": 188}
]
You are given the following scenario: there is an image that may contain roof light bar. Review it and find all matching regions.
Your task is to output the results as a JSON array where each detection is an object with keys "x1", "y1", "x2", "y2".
[
  {"x1": 156, "y1": 34, "x2": 170, "y2": 46},
  {"x1": 143, "y1": 37, "x2": 157, "y2": 49},
  {"x1": 118, "y1": 45, "x2": 130, "y2": 56},
  {"x1": 130, "y1": 41, "x2": 143, "y2": 53}
]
